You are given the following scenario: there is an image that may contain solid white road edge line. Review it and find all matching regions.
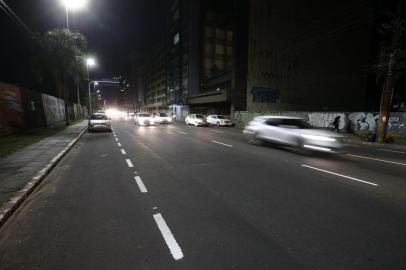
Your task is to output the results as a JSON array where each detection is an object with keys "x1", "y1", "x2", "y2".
[
  {"x1": 378, "y1": 148, "x2": 405, "y2": 154},
  {"x1": 126, "y1": 159, "x2": 133, "y2": 168},
  {"x1": 121, "y1": 149, "x2": 126, "y2": 155},
  {"x1": 347, "y1": 154, "x2": 406, "y2": 166},
  {"x1": 212, "y1": 140, "x2": 233, "y2": 147},
  {"x1": 153, "y1": 213, "x2": 184, "y2": 260},
  {"x1": 176, "y1": 131, "x2": 188, "y2": 134},
  {"x1": 117, "y1": 143, "x2": 122, "y2": 147},
  {"x1": 301, "y1": 165, "x2": 378, "y2": 186},
  {"x1": 134, "y1": 176, "x2": 148, "y2": 193}
]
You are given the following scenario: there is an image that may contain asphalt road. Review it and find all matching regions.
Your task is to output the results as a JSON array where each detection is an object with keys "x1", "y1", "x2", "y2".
[{"x1": 0, "y1": 120, "x2": 406, "y2": 269}]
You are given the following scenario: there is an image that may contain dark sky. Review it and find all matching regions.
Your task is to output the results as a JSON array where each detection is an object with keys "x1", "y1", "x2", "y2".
[{"x1": 0, "y1": 0, "x2": 171, "y2": 85}]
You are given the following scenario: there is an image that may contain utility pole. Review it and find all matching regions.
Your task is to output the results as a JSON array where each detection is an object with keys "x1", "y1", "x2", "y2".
[{"x1": 376, "y1": 1, "x2": 404, "y2": 143}]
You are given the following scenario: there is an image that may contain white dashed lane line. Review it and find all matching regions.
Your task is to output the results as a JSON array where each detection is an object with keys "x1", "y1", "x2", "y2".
[
  {"x1": 176, "y1": 131, "x2": 188, "y2": 135},
  {"x1": 134, "y1": 176, "x2": 148, "y2": 193},
  {"x1": 117, "y1": 143, "x2": 122, "y2": 147},
  {"x1": 121, "y1": 149, "x2": 126, "y2": 155},
  {"x1": 378, "y1": 149, "x2": 405, "y2": 154},
  {"x1": 347, "y1": 154, "x2": 406, "y2": 166},
  {"x1": 211, "y1": 140, "x2": 233, "y2": 147},
  {"x1": 301, "y1": 165, "x2": 378, "y2": 186},
  {"x1": 153, "y1": 213, "x2": 184, "y2": 261},
  {"x1": 126, "y1": 159, "x2": 134, "y2": 168},
  {"x1": 115, "y1": 138, "x2": 119, "y2": 141}
]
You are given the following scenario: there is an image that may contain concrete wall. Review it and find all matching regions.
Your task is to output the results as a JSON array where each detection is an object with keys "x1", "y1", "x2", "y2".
[
  {"x1": 246, "y1": 0, "x2": 378, "y2": 112},
  {"x1": 234, "y1": 111, "x2": 406, "y2": 138}
]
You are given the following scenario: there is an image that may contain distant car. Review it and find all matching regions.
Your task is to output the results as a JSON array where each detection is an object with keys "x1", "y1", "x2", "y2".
[
  {"x1": 243, "y1": 116, "x2": 343, "y2": 152},
  {"x1": 88, "y1": 113, "x2": 112, "y2": 132},
  {"x1": 153, "y1": 112, "x2": 172, "y2": 124},
  {"x1": 206, "y1": 115, "x2": 232, "y2": 127},
  {"x1": 185, "y1": 114, "x2": 209, "y2": 126},
  {"x1": 134, "y1": 113, "x2": 154, "y2": 126}
]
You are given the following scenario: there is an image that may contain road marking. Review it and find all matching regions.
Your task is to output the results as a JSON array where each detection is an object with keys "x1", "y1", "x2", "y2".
[
  {"x1": 347, "y1": 154, "x2": 406, "y2": 166},
  {"x1": 126, "y1": 159, "x2": 133, "y2": 167},
  {"x1": 117, "y1": 143, "x2": 122, "y2": 147},
  {"x1": 153, "y1": 213, "x2": 184, "y2": 260},
  {"x1": 176, "y1": 131, "x2": 188, "y2": 134},
  {"x1": 301, "y1": 165, "x2": 378, "y2": 186},
  {"x1": 211, "y1": 129, "x2": 225, "y2": 134},
  {"x1": 113, "y1": 134, "x2": 117, "y2": 137},
  {"x1": 134, "y1": 176, "x2": 148, "y2": 193},
  {"x1": 212, "y1": 140, "x2": 233, "y2": 147},
  {"x1": 115, "y1": 138, "x2": 119, "y2": 141},
  {"x1": 121, "y1": 149, "x2": 126, "y2": 155},
  {"x1": 378, "y1": 148, "x2": 405, "y2": 154}
]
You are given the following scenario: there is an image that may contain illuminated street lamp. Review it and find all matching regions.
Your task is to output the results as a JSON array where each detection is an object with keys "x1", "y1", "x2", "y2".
[
  {"x1": 61, "y1": 0, "x2": 88, "y2": 30},
  {"x1": 86, "y1": 57, "x2": 96, "y2": 114}
]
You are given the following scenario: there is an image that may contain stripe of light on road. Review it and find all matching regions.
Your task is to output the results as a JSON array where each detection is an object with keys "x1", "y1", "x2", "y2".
[
  {"x1": 117, "y1": 143, "x2": 122, "y2": 147},
  {"x1": 153, "y1": 213, "x2": 184, "y2": 260},
  {"x1": 301, "y1": 165, "x2": 378, "y2": 186},
  {"x1": 378, "y1": 149, "x2": 405, "y2": 154},
  {"x1": 126, "y1": 159, "x2": 133, "y2": 168},
  {"x1": 212, "y1": 140, "x2": 232, "y2": 147},
  {"x1": 176, "y1": 131, "x2": 188, "y2": 135},
  {"x1": 347, "y1": 154, "x2": 406, "y2": 166},
  {"x1": 121, "y1": 149, "x2": 126, "y2": 155},
  {"x1": 134, "y1": 176, "x2": 148, "y2": 193}
]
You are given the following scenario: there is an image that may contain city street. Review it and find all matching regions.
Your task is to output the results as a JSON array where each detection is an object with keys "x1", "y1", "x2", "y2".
[{"x1": 0, "y1": 121, "x2": 405, "y2": 269}]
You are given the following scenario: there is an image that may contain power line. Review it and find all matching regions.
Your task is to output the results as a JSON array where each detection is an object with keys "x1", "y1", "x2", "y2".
[{"x1": 0, "y1": 0, "x2": 31, "y2": 34}]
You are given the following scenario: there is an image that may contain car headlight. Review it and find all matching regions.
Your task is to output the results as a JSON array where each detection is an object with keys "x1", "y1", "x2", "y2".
[{"x1": 301, "y1": 134, "x2": 336, "y2": 142}]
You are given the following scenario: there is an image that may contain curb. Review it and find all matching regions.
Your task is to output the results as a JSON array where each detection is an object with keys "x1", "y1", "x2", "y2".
[{"x1": 0, "y1": 127, "x2": 88, "y2": 228}]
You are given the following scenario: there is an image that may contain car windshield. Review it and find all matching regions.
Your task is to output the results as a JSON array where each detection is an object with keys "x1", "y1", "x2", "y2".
[
  {"x1": 91, "y1": 114, "x2": 108, "y2": 120},
  {"x1": 195, "y1": 114, "x2": 204, "y2": 119},
  {"x1": 139, "y1": 114, "x2": 150, "y2": 117},
  {"x1": 159, "y1": 113, "x2": 168, "y2": 117},
  {"x1": 216, "y1": 115, "x2": 226, "y2": 119}
]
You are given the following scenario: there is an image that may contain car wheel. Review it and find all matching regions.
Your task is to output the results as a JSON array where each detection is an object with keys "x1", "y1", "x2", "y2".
[
  {"x1": 248, "y1": 132, "x2": 263, "y2": 146},
  {"x1": 216, "y1": 122, "x2": 220, "y2": 127}
]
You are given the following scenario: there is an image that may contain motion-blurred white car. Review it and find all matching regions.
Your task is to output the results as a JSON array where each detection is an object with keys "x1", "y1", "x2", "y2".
[
  {"x1": 134, "y1": 113, "x2": 154, "y2": 126},
  {"x1": 153, "y1": 112, "x2": 172, "y2": 124},
  {"x1": 185, "y1": 114, "x2": 209, "y2": 126},
  {"x1": 206, "y1": 115, "x2": 232, "y2": 126},
  {"x1": 243, "y1": 116, "x2": 343, "y2": 152},
  {"x1": 88, "y1": 113, "x2": 112, "y2": 132}
]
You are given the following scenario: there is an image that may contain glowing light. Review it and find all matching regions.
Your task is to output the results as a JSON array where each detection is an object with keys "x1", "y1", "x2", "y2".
[
  {"x1": 86, "y1": 58, "x2": 95, "y2": 66},
  {"x1": 62, "y1": 0, "x2": 88, "y2": 11}
]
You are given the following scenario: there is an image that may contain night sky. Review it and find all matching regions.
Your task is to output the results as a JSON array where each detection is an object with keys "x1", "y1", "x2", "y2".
[{"x1": 0, "y1": 0, "x2": 171, "y2": 85}]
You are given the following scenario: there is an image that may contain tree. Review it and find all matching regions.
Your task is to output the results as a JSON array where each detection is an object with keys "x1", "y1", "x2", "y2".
[{"x1": 36, "y1": 29, "x2": 87, "y2": 125}]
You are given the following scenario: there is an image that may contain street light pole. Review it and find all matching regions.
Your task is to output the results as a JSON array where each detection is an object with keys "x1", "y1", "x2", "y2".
[
  {"x1": 87, "y1": 63, "x2": 92, "y2": 114},
  {"x1": 65, "y1": 6, "x2": 69, "y2": 30}
]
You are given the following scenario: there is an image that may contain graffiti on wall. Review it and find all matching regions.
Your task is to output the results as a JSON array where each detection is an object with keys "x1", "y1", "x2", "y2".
[
  {"x1": 0, "y1": 82, "x2": 24, "y2": 134},
  {"x1": 307, "y1": 112, "x2": 346, "y2": 129},
  {"x1": 41, "y1": 94, "x2": 65, "y2": 126},
  {"x1": 234, "y1": 111, "x2": 406, "y2": 137}
]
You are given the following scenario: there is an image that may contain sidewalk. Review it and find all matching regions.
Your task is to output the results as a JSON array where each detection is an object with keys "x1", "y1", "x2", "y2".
[
  {"x1": 0, "y1": 120, "x2": 88, "y2": 225},
  {"x1": 343, "y1": 133, "x2": 406, "y2": 151}
]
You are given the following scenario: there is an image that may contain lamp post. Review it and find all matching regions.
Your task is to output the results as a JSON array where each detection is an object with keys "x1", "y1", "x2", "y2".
[
  {"x1": 86, "y1": 57, "x2": 96, "y2": 114},
  {"x1": 61, "y1": 0, "x2": 88, "y2": 30}
]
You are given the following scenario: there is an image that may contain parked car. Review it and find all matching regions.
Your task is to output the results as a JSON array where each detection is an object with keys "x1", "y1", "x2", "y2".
[
  {"x1": 243, "y1": 116, "x2": 343, "y2": 152},
  {"x1": 88, "y1": 113, "x2": 112, "y2": 132},
  {"x1": 134, "y1": 113, "x2": 154, "y2": 126},
  {"x1": 206, "y1": 115, "x2": 232, "y2": 127},
  {"x1": 153, "y1": 112, "x2": 172, "y2": 124},
  {"x1": 185, "y1": 114, "x2": 209, "y2": 126}
]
